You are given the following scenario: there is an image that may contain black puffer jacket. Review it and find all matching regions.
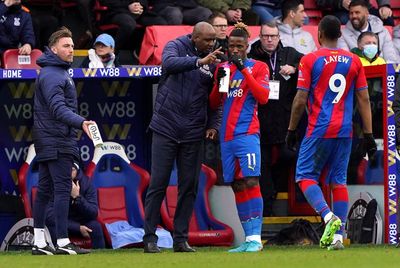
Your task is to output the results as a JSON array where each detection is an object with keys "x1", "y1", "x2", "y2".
[
  {"x1": 248, "y1": 40, "x2": 303, "y2": 144},
  {"x1": 33, "y1": 47, "x2": 85, "y2": 161}
]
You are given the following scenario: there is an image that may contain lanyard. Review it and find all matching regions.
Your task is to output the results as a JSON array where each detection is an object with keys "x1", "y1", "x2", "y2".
[{"x1": 269, "y1": 52, "x2": 277, "y2": 80}]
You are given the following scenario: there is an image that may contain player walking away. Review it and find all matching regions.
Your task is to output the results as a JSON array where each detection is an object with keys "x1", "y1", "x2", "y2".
[
  {"x1": 210, "y1": 23, "x2": 270, "y2": 253},
  {"x1": 285, "y1": 15, "x2": 377, "y2": 250}
]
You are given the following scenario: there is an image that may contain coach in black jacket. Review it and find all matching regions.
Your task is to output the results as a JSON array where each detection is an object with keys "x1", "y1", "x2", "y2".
[{"x1": 248, "y1": 21, "x2": 303, "y2": 216}]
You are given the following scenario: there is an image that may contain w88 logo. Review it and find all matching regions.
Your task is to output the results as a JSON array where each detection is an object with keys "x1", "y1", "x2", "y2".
[{"x1": 227, "y1": 88, "x2": 243, "y2": 98}]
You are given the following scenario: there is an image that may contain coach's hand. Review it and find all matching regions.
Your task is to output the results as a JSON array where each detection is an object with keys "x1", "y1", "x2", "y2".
[
  {"x1": 363, "y1": 133, "x2": 377, "y2": 159},
  {"x1": 285, "y1": 129, "x2": 297, "y2": 151},
  {"x1": 82, "y1": 120, "x2": 96, "y2": 140},
  {"x1": 230, "y1": 55, "x2": 245, "y2": 71}
]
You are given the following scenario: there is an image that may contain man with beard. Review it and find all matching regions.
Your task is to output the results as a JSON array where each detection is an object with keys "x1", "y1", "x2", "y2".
[
  {"x1": 338, "y1": 0, "x2": 399, "y2": 63},
  {"x1": 0, "y1": 0, "x2": 35, "y2": 55}
]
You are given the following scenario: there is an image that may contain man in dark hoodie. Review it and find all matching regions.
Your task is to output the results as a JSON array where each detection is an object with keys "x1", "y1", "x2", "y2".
[
  {"x1": 0, "y1": 0, "x2": 35, "y2": 55},
  {"x1": 32, "y1": 27, "x2": 95, "y2": 255},
  {"x1": 143, "y1": 21, "x2": 222, "y2": 254},
  {"x1": 248, "y1": 21, "x2": 302, "y2": 216}
]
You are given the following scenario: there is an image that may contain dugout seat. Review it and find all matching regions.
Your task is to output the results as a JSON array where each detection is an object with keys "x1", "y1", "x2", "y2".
[
  {"x1": 160, "y1": 164, "x2": 234, "y2": 246},
  {"x1": 2, "y1": 49, "x2": 42, "y2": 69},
  {"x1": 18, "y1": 144, "x2": 92, "y2": 248},
  {"x1": 85, "y1": 142, "x2": 151, "y2": 247},
  {"x1": 357, "y1": 150, "x2": 384, "y2": 185}
]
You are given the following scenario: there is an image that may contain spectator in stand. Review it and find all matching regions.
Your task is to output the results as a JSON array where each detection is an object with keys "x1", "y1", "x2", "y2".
[
  {"x1": 338, "y1": 0, "x2": 399, "y2": 63},
  {"x1": 208, "y1": 12, "x2": 229, "y2": 53},
  {"x1": 197, "y1": 0, "x2": 259, "y2": 25},
  {"x1": 65, "y1": 0, "x2": 95, "y2": 49},
  {"x1": 277, "y1": 0, "x2": 316, "y2": 54},
  {"x1": 251, "y1": 0, "x2": 282, "y2": 24},
  {"x1": 350, "y1": 31, "x2": 386, "y2": 66},
  {"x1": 0, "y1": 0, "x2": 35, "y2": 55},
  {"x1": 248, "y1": 21, "x2": 303, "y2": 216},
  {"x1": 393, "y1": 24, "x2": 400, "y2": 57},
  {"x1": 80, "y1": 33, "x2": 121, "y2": 68},
  {"x1": 99, "y1": 0, "x2": 166, "y2": 50},
  {"x1": 149, "y1": 0, "x2": 212, "y2": 25},
  {"x1": 24, "y1": 1, "x2": 60, "y2": 51},
  {"x1": 46, "y1": 161, "x2": 105, "y2": 249},
  {"x1": 317, "y1": 0, "x2": 394, "y2": 26}
]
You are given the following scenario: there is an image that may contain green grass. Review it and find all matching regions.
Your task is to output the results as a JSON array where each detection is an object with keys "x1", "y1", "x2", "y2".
[{"x1": 1, "y1": 245, "x2": 400, "y2": 268}]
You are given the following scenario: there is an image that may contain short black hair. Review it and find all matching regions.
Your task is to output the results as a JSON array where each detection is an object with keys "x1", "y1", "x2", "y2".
[
  {"x1": 281, "y1": 0, "x2": 304, "y2": 20},
  {"x1": 349, "y1": 0, "x2": 369, "y2": 9},
  {"x1": 319, "y1": 15, "x2": 342, "y2": 40}
]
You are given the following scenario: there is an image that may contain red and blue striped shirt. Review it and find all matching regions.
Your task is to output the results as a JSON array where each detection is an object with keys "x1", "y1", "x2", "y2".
[
  {"x1": 210, "y1": 58, "x2": 270, "y2": 142},
  {"x1": 297, "y1": 48, "x2": 368, "y2": 138}
]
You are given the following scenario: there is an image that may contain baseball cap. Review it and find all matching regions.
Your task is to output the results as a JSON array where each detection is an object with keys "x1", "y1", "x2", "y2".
[{"x1": 94, "y1": 33, "x2": 115, "y2": 48}]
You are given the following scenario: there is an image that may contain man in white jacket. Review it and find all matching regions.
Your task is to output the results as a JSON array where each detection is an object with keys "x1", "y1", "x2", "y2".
[
  {"x1": 277, "y1": 0, "x2": 316, "y2": 55},
  {"x1": 338, "y1": 0, "x2": 399, "y2": 63}
]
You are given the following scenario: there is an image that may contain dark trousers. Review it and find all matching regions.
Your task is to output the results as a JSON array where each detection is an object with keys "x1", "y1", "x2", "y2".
[
  {"x1": 46, "y1": 213, "x2": 105, "y2": 249},
  {"x1": 143, "y1": 132, "x2": 203, "y2": 243},
  {"x1": 260, "y1": 143, "x2": 296, "y2": 216},
  {"x1": 157, "y1": 6, "x2": 212, "y2": 25},
  {"x1": 33, "y1": 154, "x2": 73, "y2": 239}
]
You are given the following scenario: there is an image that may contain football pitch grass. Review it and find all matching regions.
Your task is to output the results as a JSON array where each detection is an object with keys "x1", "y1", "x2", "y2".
[{"x1": 1, "y1": 245, "x2": 400, "y2": 268}]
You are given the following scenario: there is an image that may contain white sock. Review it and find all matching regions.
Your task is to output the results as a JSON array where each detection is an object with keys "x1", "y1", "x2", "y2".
[
  {"x1": 57, "y1": 238, "x2": 71, "y2": 247},
  {"x1": 323, "y1": 212, "x2": 334, "y2": 224},
  {"x1": 333, "y1": 234, "x2": 343, "y2": 244},
  {"x1": 34, "y1": 228, "x2": 46, "y2": 248},
  {"x1": 245, "y1": 235, "x2": 262, "y2": 244}
]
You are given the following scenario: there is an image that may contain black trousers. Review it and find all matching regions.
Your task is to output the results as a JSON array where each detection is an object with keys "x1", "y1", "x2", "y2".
[
  {"x1": 143, "y1": 132, "x2": 203, "y2": 243},
  {"x1": 33, "y1": 154, "x2": 73, "y2": 239}
]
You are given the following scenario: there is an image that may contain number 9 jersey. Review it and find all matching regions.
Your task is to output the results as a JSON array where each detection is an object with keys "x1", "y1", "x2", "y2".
[{"x1": 297, "y1": 48, "x2": 368, "y2": 138}]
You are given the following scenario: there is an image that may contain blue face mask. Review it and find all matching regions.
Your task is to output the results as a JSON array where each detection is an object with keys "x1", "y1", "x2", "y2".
[{"x1": 363, "y1": 44, "x2": 378, "y2": 59}]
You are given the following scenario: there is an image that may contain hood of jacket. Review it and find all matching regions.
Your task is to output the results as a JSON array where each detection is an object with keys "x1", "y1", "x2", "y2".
[
  {"x1": 277, "y1": 21, "x2": 303, "y2": 36},
  {"x1": 36, "y1": 47, "x2": 72, "y2": 69}
]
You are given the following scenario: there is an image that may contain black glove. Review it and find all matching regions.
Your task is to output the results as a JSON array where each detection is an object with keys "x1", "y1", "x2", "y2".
[
  {"x1": 285, "y1": 129, "x2": 297, "y2": 151},
  {"x1": 216, "y1": 67, "x2": 226, "y2": 82},
  {"x1": 363, "y1": 133, "x2": 377, "y2": 159},
  {"x1": 230, "y1": 55, "x2": 245, "y2": 71}
]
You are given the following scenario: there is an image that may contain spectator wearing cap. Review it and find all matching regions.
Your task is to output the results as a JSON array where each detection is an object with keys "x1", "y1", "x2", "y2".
[
  {"x1": 0, "y1": 0, "x2": 35, "y2": 55},
  {"x1": 45, "y1": 160, "x2": 105, "y2": 249},
  {"x1": 80, "y1": 34, "x2": 120, "y2": 68}
]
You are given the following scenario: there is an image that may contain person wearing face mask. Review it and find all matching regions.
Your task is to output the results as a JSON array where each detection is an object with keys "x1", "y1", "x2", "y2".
[
  {"x1": 0, "y1": 0, "x2": 35, "y2": 56},
  {"x1": 80, "y1": 33, "x2": 121, "y2": 68},
  {"x1": 350, "y1": 31, "x2": 386, "y2": 66}
]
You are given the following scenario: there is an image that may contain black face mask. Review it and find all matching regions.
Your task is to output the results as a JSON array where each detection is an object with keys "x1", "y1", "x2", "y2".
[{"x1": 8, "y1": 4, "x2": 22, "y2": 13}]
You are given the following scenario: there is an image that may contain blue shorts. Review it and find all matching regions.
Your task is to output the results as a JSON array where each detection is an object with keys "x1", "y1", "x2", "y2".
[
  {"x1": 220, "y1": 134, "x2": 261, "y2": 183},
  {"x1": 296, "y1": 137, "x2": 352, "y2": 185}
]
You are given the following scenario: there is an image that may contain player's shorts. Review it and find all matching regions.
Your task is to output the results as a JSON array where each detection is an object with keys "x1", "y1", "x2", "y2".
[
  {"x1": 295, "y1": 137, "x2": 352, "y2": 185},
  {"x1": 220, "y1": 134, "x2": 261, "y2": 183}
]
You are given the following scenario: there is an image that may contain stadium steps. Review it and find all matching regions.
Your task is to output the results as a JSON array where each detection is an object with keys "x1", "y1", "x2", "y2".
[{"x1": 261, "y1": 192, "x2": 322, "y2": 241}]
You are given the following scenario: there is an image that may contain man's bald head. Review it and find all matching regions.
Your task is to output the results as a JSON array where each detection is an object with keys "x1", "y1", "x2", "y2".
[
  {"x1": 192, "y1": 22, "x2": 216, "y2": 54},
  {"x1": 193, "y1": 22, "x2": 215, "y2": 38}
]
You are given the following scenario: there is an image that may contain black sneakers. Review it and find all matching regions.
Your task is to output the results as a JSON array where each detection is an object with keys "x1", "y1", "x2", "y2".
[
  {"x1": 56, "y1": 243, "x2": 90, "y2": 255},
  {"x1": 32, "y1": 245, "x2": 55, "y2": 255}
]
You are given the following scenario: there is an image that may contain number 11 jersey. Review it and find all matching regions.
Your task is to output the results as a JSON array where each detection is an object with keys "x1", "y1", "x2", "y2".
[{"x1": 297, "y1": 48, "x2": 368, "y2": 138}]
